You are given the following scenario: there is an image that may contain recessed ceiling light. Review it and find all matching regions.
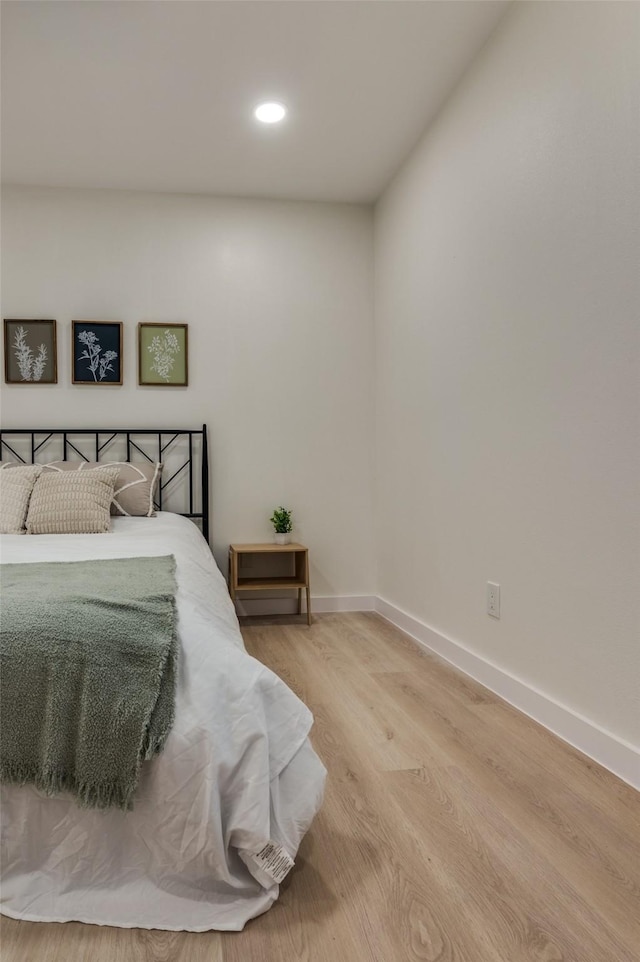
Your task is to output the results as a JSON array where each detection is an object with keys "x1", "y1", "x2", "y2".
[{"x1": 254, "y1": 102, "x2": 287, "y2": 124}]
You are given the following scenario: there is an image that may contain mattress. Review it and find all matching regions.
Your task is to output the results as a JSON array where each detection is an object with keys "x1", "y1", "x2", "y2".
[{"x1": 0, "y1": 512, "x2": 326, "y2": 931}]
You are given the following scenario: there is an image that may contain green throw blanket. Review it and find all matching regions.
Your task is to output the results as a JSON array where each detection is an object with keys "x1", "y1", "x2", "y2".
[{"x1": 0, "y1": 555, "x2": 178, "y2": 811}]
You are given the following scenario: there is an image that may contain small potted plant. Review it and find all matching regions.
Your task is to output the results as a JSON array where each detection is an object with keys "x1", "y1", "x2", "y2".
[{"x1": 270, "y1": 506, "x2": 293, "y2": 545}]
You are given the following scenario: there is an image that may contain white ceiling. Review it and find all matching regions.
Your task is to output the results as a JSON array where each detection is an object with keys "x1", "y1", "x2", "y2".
[{"x1": 1, "y1": 1, "x2": 509, "y2": 203}]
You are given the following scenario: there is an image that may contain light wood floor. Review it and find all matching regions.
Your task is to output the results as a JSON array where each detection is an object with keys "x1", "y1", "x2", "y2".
[{"x1": 2, "y1": 612, "x2": 639, "y2": 961}]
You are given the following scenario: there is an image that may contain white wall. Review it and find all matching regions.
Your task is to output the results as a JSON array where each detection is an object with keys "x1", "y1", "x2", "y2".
[
  {"x1": 0, "y1": 186, "x2": 376, "y2": 594},
  {"x1": 374, "y1": 2, "x2": 640, "y2": 747}
]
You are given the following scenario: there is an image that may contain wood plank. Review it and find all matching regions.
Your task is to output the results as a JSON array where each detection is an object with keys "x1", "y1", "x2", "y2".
[
  {"x1": 3, "y1": 613, "x2": 638, "y2": 962},
  {"x1": 0, "y1": 917, "x2": 225, "y2": 962},
  {"x1": 237, "y1": 576, "x2": 307, "y2": 589},
  {"x1": 229, "y1": 543, "x2": 307, "y2": 552},
  {"x1": 371, "y1": 668, "x2": 640, "y2": 940}
]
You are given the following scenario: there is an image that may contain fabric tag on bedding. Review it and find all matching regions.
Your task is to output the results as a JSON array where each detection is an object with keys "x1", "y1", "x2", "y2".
[{"x1": 248, "y1": 842, "x2": 294, "y2": 883}]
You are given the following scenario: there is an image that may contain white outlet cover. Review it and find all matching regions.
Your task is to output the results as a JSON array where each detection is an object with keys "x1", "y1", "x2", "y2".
[{"x1": 487, "y1": 582, "x2": 500, "y2": 618}]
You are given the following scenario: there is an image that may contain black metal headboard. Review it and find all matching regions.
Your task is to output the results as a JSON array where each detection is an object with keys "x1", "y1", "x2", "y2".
[{"x1": 0, "y1": 425, "x2": 209, "y2": 544}]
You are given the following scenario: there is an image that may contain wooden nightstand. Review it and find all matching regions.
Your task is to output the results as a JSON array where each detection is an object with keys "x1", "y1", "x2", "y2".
[{"x1": 228, "y1": 543, "x2": 311, "y2": 625}]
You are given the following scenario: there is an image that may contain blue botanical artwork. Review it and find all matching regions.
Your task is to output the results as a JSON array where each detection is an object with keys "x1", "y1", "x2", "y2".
[{"x1": 73, "y1": 322, "x2": 122, "y2": 384}]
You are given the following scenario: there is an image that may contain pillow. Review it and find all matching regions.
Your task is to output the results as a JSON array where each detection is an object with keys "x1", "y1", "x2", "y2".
[
  {"x1": 0, "y1": 465, "x2": 42, "y2": 534},
  {"x1": 26, "y1": 465, "x2": 120, "y2": 535},
  {"x1": 43, "y1": 461, "x2": 162, "y2": 517}
]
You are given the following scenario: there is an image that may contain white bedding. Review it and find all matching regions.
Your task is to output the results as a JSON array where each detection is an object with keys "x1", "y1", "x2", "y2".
[{"x1": 0, "y1": 512, "x2": 326, "y2": 931}]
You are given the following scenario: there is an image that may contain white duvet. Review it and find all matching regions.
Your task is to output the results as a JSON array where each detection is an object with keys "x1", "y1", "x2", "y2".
[{"x1": 0, "y1": 513, "x2": 326, "y2": 931}]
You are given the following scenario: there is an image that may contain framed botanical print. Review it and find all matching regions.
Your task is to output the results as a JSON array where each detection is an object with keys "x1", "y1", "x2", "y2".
[
  {"x1": 72, "y1": 321, "x2": 123, "y2": 384},
  {"x1": 4, "y1": 319, "x2": 58, "y2": 384},
  {"x1": 138, "y1": 323, "x2": 188, "y2": 386}
]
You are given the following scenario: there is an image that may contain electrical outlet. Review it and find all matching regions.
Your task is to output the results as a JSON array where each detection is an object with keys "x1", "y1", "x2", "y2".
[{"x1": 487, "y1": 582, "x2": 500, "y2": 619}]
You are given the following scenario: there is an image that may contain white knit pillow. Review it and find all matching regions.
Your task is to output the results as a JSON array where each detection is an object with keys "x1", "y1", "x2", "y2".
[
  {"x1": 26, "y1": 466, "x2": 120, "y2": 535},
  {"x1": 0, "y1": 465, "x2": 43, "y2": 534}
]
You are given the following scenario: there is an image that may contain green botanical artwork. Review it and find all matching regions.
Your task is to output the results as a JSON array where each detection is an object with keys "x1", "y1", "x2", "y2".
[{"x1": 138, "y1": 324, "x2": 188, "y2": 386}]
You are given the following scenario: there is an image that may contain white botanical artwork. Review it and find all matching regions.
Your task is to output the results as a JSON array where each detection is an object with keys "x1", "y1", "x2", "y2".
[
  {"x1": 77, "y1": 330, "x2": 118, "y2": 382},
  {"x1": 13, "y1": 326, "x2": 48, "y2": 382},
  {"x1": 147, "y1": 329, "x2": 180, "y2": 382}
]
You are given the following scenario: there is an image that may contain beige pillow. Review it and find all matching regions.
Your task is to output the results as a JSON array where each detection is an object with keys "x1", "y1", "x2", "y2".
[
  {"x1": 0, "y1": 465, "x2": 43, "y2": 534},
  {"x1": 43, "y1": 461, "x2": 162, "y2": 517},
  {"x1": 26, "y1": 466, "x2": 120, "y2": 535}
]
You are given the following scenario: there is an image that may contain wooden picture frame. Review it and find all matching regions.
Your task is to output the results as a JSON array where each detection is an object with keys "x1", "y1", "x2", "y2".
[
  {"x1": 3, "y1": 319, "x2": 58, "y2": 384},
  {"x1": 138, "y1": 323, "x2": 188, "y2": 386},
  {"x1": 72, "y1": 320, "x2": 123, "y2": 385}
]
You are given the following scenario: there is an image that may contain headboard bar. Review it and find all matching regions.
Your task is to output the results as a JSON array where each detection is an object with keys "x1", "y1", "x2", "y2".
[{"x1": 0, "y1": 425, "x2": 210, "y2": 545}]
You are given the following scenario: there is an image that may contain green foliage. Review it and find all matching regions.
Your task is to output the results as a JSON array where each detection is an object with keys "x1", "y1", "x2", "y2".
[{"x1": 270, "y1": 506, "x2": 293, "y2": 533}]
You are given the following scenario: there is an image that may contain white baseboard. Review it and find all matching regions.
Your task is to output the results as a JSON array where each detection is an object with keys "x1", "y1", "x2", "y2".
[
  {"x1": 234, "y1": 595, "x2": 376, "y2": 617},
  {"x1": 375, "y1": 597, "x2": 640, "y2": 791}
]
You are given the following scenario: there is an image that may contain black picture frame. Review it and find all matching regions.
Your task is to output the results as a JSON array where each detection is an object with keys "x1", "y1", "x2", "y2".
[{"x1": 72, "y1": 320, "x2": 123, "y2": 385}]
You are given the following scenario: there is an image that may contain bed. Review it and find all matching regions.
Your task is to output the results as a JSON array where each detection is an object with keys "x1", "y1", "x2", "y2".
[{"x1": 0, "y1": 427, "x2": 326, "y2": 931}]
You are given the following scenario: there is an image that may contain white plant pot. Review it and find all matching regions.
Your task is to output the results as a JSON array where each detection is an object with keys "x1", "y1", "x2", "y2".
[{"x1": 274, "y1": 532, "x2": 291, "y2": 545}]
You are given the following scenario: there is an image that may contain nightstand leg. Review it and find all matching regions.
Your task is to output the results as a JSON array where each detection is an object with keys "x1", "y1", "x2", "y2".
[
  {"x1": 229, "y1": 550, "x2": 237, "y2": 603},
  {"x1": 304, "y1": 550, "x2": 311, "y2": 625}
]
